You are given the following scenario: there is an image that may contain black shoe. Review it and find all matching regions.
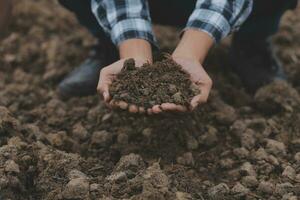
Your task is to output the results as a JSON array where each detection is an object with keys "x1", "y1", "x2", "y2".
[
  {"x1": 229, "y1": 36, "x2": 286, "y2": 93},
  {"x1": 58, "y1": 36, "x2": 118, "y2": 99}
]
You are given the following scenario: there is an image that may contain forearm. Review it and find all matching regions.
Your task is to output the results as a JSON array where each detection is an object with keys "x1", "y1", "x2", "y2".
[
  {"x1": 173, "y1": 29, "x2": 214, "y2": 64},
  {"x1": 119, "y1": 39, "x2": 153, "y2": 63},
  {"x1": 0, "y1": 0, "x2": 12, "y2": 33}
]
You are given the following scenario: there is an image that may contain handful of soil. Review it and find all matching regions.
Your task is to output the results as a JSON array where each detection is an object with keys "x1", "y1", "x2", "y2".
[{"x1": 109, "y1": 58, "x2": 200, "y2": 109}]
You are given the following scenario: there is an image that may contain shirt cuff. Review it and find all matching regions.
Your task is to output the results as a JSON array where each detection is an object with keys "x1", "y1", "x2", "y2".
[
  {"x1": 185, "y1": 8, "x2": 231, "y2": 43},
  {"x1": 111, "y1": 18, "x2": 158, "y2": 49}
]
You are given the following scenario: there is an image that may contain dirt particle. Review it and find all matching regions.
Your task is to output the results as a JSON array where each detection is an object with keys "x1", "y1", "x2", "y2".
[
  {"x1": 142, "y1": 128, "x2": 152, "y2": 138},
  {"x1": 0, "y1": 106, "x2": 20, "y2": 134},
  {"x1": 62, "y1": 178, "x2": 90, "y2": 199},
  {"x1": 241, "y1": 176, "x2": 258, "y2": 188},
  {"x1": 139, "y1": 163, "x2": 174, "y2": 199},
  {"x1": 275, "y1": 182, "x2": 294, "y2": 196},
  {"x1": 168, "y1": 84, "x2": 178, "y2": 94},
  {"x1": 72, "y1": 122, "x2": 88, "y2": 141},
  {"x1": 231, "y1": 182, "x2": 249, "y2": 197},
  {"x1": 253, "y1": 147, "x2": 269, "y2": 161},
  {"x1": 268, "y1": 155, "x2": 279, "y2": 166},
  {"x1": 101, "y1": 113, "x2": 113, "y2": 122},
  {"x1": 46, "y1": 131, "x2": 66, "y2": 148},
  {"x1": 208, "y1": 183, "x2": 230, "y2": 199},
  {"x1": 233, "y1": 147, "x2": 250, "y2": 159},
  {"x1": 22, "y1": 124, "x2": 46, "y2": 142},
  {"x1": 294, "y1": 152, "x2": 300, "y2": 163},
  {"x1": 198, "y1": 126, "x2": 218, "y2": 147},
  {"x1": 189, "y1": 83, "x2": 200, "y2": 96},
  {"x1": 123, "y1": 58, "x2": 136, "y2": 71},
  {"x1": 142, "y1": 163, "x2": 169, "y2": 188},
  {"x1": 254, "y1": 80, "x2": 300, "y2": 114},
  {"x1": 186, "y1": 135, "x2": 199, "y2": 150},
  {"x1": 296, "y1": 174, "x2": 300, "y2": 182},
  {"x1": 89, "y1": 183, "x2": 100, "y2": 192},
  {"x1": 282, "y1": 193, "x2": 298, "y2": 200},
  {"x1": 265, "y1": 139, "x2": 286, "y2": 156},
  {"x1": 219, "y1": 158, "x2": 234, "y2": 169},
  {"x1": 114, "y1": 153, "x2": 145, "y2": 173},
  {"x1": 282, "y1": 166, "x2": 296, "y2": 180},
  {"x1": 172, "y1": 92, "x2": 184, "y2": 104},
  {"x1": 257, "y1": 181, "x2": 275, "y2": 194},
  {"x1": 0, "y1": 177, "x2": 9, "y2": 188},
  {"x1": 106, "y1": 171, "x2": 127, "y2": 182},
  {"x1": 212, "y1": 99, "x2": 238, "y2": 126},
  {"x1": 117, "y1": 134, "x2": 128, "y2": 145},
  {"x1": 240, "y1": 162, "x2": 257, "y2": 177},
  {"x1": 4, "y1": 160, "x2": 20, "y2": 174},
  {"x1": 176, "y1": 152, "x2": 195, "y2": 166},
  {"x1": 175, "y1": 191, "x2": 192, "y2": 200},
  {"x1": 230, "y1": 120, "x2": 247, "y2": 138},
  {"x1": 240, "y1": 129, "x2": 256, "y2": 149},
  {"x1": 90, "y1": 130, "x2": 112, "y2": 147},
  {"x1": 68, "y1": 169, "x2": 88, "y2": 180}
]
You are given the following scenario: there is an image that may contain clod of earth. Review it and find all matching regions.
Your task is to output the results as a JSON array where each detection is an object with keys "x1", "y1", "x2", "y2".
[{"x1": 110, "y1": 58, "x2": 200, "y2": 108}]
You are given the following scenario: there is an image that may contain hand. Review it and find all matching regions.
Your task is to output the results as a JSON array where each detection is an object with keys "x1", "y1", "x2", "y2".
[
  {"x1": 98, "y1": 38, "x2": 152, "y2": 113},
  {"x1": 150, "y1": 29, "x2": 214, "y2": 113},
  {"x1": 97, "y1": 58, "x2": 149, "y2": 113},
  {"x1": 147, "y1": 57, "x2": 212, "y2": 114}
]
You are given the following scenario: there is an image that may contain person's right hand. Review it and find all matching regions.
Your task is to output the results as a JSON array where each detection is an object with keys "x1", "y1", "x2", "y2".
[{"x1": 97, "y1": 58, "x2": 149, "y2": 114}]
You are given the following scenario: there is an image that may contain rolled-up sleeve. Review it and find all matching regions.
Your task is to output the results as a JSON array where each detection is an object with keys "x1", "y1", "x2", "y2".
[
  {"x1": 185, "y1": 0, "x2": 253, "y2": 42},
  {"x1": 91, "y1": 0, "x2": 157, "y2": 47}
]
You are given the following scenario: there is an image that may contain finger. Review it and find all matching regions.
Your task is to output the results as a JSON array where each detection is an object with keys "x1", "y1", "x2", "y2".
[
  {"x1": 97, "y1": 84, "x2": 110, "y2": 102},
  {"x1": 97, "y1": 70, "x2": 111, "y2": 102},
  {"x1": 117, "y1": 101, "x2": 128, "y2": 110},
  {"x1": 111, "y1": 100, "x2": 128, "y2": 110},
  {"x1": 109, "y1": 100, "x2": 117, "y2": 108},
  {"x1": 139, "y1": 107, "x2": 145, "y2": 114},
  {"x1": 190, "y1": 87, "x2": 210, "y2": 110},
  {"x1": 129, "y1": 105, "x2": 139, "y2": 113},
  {"x1": 147, "y1": 108, "x2": 153, "y2": 115},
  {"x1": 161, "y1": 103, "x2": 187, "y2": 112},
  {"x1": 160, "y1": 103, "x2": 177, "y2": 111},
  {"x1": 105, "y1": 100, "x2": 112, "y2": 109},
  {"x1": 152, "y1": 105, "x2": 162, "y2": 114}
]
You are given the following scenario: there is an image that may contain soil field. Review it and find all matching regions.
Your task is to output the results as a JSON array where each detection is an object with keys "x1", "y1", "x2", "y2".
[{"x1": 1, "y1": 1, "x2": 300, "y2": 199}]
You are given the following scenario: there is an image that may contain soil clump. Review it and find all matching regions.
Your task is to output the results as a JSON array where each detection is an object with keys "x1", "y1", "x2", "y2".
[{"x1": 110, "y1": 59, "x2": 200, "y2": 108}]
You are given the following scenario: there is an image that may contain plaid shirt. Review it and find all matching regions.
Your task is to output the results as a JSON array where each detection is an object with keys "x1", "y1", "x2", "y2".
[{"x1": 91, "y1": 0, "x2": 253, "y2": 47}]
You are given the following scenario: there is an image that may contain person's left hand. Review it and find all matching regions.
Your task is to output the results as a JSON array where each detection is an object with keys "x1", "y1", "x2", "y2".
[{"x1": 148, "y1": 56, "x2": 213, "y2": 114}]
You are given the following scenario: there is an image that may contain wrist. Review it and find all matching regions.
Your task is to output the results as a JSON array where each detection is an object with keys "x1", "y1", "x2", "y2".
[
  {"x1": 119, "y1": 39, "x2": 153, "y2": 63},
  {"x1": 172, "y1": 29, "x2": 214, "y2": 64}
]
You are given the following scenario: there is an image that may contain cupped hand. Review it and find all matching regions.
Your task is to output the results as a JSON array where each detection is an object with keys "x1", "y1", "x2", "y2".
[
  {"x1": 98, "y1": 57, "x2": 212, "y2": 114},
  {"x1": 97, "y1": 58, "x2": 148, "y2": 114},
  {"x1": 149, "y1": 56, "x2": 213, "y2": 114}
]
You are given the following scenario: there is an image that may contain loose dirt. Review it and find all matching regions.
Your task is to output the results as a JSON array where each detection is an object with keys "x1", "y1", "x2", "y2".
[
  {"x1": 110, "y1": 58, "x2": 199, "y2": 108},
  {"x1": 1, "y1": 1, "x2": 300, "y2": 199}
]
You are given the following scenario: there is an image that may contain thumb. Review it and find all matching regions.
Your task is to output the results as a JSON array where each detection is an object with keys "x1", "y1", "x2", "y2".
[{"x1": 103, "y1": 91, "x2": 110, "y2": 102}]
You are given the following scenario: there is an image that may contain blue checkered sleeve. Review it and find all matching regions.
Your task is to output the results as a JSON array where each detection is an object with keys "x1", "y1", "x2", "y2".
[
  {"x1": 91, "y1": 0, "x2": 157, "y2": 47},
  {"x1": 186, "y1": 0, "x2": 253, "y2": 42}
]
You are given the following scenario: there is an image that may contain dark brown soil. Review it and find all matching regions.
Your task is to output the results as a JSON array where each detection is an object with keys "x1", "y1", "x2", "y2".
[
  {"x1": 1, "y1": 1, "x2": 300, "y2": 199},
  {"x1": 110, "y1": 58, "x2": 199, "y2": 108}
]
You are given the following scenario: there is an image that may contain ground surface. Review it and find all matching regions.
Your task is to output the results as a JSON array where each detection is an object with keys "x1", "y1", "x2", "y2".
[{"x1": 1, "y1": 1, "x2": 300, "y2": 199}]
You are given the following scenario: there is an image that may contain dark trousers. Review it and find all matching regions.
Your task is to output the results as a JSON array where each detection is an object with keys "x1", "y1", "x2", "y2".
[{"x1": 59, "y1": 0, "x2": 297, "y2": 42}]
